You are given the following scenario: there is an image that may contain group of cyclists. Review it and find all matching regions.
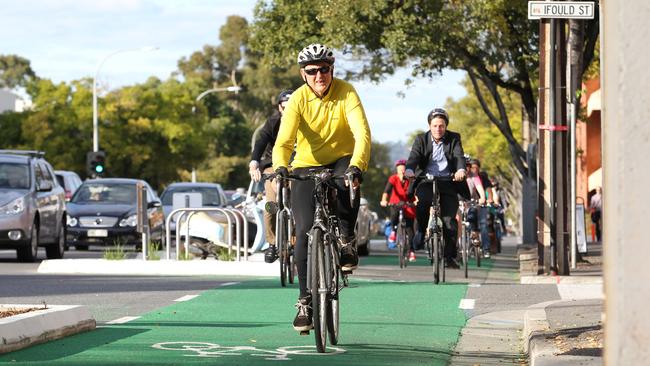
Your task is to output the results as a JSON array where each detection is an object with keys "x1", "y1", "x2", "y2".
[
  {"x1": 246, "y1": 43, "x2": 506, "y2": 335},
  {"x1": 382, "y1": 153, "x2": 507, "y2": 265}
]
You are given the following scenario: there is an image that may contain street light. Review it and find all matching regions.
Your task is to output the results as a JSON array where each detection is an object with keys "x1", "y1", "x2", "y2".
[
  {"x1": 92, "y1": 46, "x2": 159, "y2": 152},
  {"x1": 190, "y1": 84, "x2": 242, "y2": 182}
]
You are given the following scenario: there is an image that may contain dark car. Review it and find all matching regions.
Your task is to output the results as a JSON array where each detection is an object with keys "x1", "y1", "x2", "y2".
[
  {"x1": 159, "y1": 182, "x2": 228, "y2": 232},
  {"x1": 0, "y1": 150, "x2": 67, "y2": 262},
  {"x1": 54, "y1": 170, "x2": 83, "y2": 202},
  {"x1": 66, "y1": 178, "x2": 164, "y2": 250}
]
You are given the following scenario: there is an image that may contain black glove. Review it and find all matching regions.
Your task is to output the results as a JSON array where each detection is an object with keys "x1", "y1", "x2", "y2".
[
  {"x1": 275, "y1": 166, "x2": 289, "y2": 178},
  {"x1": 345, "y1": 165, "x2": 363, "y2": 183}
]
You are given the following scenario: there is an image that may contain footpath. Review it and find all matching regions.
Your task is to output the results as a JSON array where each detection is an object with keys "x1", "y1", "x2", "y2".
[{"x1": 520, "y1": 242, "x2": 603, "y2": 366}]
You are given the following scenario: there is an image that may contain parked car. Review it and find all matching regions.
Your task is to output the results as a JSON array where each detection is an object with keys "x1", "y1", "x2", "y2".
[
  {"x1": 0, "y1": 150, "x2": 67, "y2": 262},
  {"x1": 355, "y1": 197, "x2": 374, "y2": 256},
  {"x1": 54, "y1": 170, "x2": 83, "y2": 202},
  {"x1": 159, "y1": 182, "x2": 228, "y2": 233},
  {"x1": 66, "y1": 178, "x2": 164, "y2": 250},
  {"x1": 224, "y1": 188, "x2": 247, "y2": 207}
]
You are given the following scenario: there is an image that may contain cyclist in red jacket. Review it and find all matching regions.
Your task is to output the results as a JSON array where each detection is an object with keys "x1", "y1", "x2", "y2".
[{"x1": 380, "y1": 159, "x2": 417, "y2": 261}]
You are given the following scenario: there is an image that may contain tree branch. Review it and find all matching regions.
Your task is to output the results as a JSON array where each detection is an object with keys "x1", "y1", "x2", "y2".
[{"x1": 467, "y1": 68, "x2": 528, "y2": 177}]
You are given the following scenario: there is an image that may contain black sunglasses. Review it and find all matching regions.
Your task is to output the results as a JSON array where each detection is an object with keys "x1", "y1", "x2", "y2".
[{"x1": 304, "y1": 65, "x2": 331, "y2": 76}]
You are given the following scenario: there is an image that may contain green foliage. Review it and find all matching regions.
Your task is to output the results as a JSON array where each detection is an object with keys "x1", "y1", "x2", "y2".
[
  {"x1": 0, "y1": 54, "x2": 37, "y2": 89},
  {"x1": 147, "y1": 241, "x2": 161, "y2": 261},
  {"x1": 0, "y1": 111, "x2": 27, "y2": 147},
  {"x1": 103, "y1": 241, "x2": 127, "y2": 260},
  {"x1": 362, "y1": 140, "x2": 392, "y2": 212},
  {"x1": 447, "y1": 77, "x2": 522, "y2": 182}
]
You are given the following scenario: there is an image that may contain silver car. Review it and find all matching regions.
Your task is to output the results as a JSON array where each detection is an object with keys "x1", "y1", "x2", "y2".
[{"x1": 0, "y1": 150, "x2": 67, "y2": 262}]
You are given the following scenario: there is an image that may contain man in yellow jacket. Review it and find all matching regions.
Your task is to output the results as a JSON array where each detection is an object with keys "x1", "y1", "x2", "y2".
[{"x1": 273, "y1": 43, "x2": 371, "y2": 332}]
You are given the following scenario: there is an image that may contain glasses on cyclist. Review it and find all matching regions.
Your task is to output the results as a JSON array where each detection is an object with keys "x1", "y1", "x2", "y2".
[{"x1": 304, "y1": 66, "x2": 331, "y2": 76}]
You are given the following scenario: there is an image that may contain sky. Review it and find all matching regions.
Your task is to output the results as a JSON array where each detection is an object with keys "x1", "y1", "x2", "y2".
[{"x1": 0, "y1": 0, "x2": 467, "y2": 143}]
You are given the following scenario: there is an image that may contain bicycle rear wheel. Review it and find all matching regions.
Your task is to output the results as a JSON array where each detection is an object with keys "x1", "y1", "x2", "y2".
[{"x1": 309, "y1": 228, "x2": 328, "y2": 353}]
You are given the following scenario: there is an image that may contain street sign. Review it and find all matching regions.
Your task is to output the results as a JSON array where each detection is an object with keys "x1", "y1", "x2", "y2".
[{"x1": 528, "y1": 1, "x2": 595, "y2": 20}]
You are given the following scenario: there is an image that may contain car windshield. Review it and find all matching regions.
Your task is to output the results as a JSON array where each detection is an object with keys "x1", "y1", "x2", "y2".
[
  {"x1": 161, "y1": 186, "x2": 221, "y2": 206},
  {"x1": 0, "y1": 163, "x2": 30, "y2": 189},
  {"x1": 72, "y1": 183, "x2": 137, "y2": 204}
]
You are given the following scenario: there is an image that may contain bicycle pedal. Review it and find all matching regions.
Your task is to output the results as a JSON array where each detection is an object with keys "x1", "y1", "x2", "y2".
[{"x1": 299, "y1": 331, "x2": 310, "y2": 336}]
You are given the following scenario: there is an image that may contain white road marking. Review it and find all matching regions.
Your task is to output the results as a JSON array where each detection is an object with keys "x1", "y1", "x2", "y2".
[
  {"x1": 468, "y1": 283, "x2": 482, "y2": 288},
  {"x1": 459, "y1": 299, "x2": 476, "y2": 310},
  {"x1": 219, "y1": 282, "x2": 240, "y2": 287},
  {"x1": 106, "y1": 316, "x2": 140, "y2": 324},
  {"x1": 174, "y1": 295, "x2": 199, "y2": 302}
]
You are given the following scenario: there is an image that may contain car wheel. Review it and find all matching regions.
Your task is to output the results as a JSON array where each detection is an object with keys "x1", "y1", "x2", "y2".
[
  {"x1": 46, "y1": 221, "x2": 65, "y2": 259},
  {"x1": 17, "y1": 223, "x2": 39, "y2": 262}
]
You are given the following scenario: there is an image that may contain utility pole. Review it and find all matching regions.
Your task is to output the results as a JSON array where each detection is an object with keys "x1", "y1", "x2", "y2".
[{"x1": 530, "y1": 1, "x2": 594, "y2": 275}]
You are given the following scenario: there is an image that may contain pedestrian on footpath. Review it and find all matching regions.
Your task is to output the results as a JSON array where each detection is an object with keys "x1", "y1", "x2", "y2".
[{"x1": 590, "y1": 186, "x2": 602, "y2": 242}]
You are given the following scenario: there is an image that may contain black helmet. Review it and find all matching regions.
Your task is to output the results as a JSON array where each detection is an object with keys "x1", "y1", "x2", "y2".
[
  {"x1": 297, "y1": 43, "x2": 335, "y2": 67},
  {"x1": 276, "y1": 89, "x2": 294, "y2": 105},
  {"x1": 427, "y1": 107, "x2": 449, "y2": 125}
]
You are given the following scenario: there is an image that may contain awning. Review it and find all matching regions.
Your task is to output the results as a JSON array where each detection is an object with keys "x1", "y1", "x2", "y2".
[
  {"x1": 587, "y1": 88, "x2": 601, "y2": 117},
  {"x1": 588, "y1": 167, "x2": 602, "y2": 191}
]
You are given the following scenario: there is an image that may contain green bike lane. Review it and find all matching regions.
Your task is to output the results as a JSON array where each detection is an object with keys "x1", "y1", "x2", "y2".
[{"x1": 0, "y1": 274, "x2": 472, "y2": 366}]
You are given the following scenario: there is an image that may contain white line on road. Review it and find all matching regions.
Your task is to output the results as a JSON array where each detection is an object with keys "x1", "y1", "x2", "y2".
[
  {"x1": 106, "y1": 316, "x2": 140, "y2": 324},
  {"x1": 219, "y1": 282, "x2": 240, "y2": 287},
  {"x1": 468, "y1": 283, "x2": 482, "y2": 288},
  {"x1": 174, "y1": 295, "x2": 199, "y2": 302},
  {"x1": 459, "y1": 299, "x2": 476, "y2": 310}
]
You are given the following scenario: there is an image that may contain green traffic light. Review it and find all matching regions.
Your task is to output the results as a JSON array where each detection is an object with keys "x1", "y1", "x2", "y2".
[{"x1": 95, "y1": 165, "x2": 104, "y2": 173}]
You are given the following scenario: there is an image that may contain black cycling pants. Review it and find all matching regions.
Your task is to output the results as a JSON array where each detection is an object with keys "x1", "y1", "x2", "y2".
[
  {"x1": 413, "y1": 181, "x2": 459, "y2": 260},
  {"x1": 291, "y1": 156, "x2": 360, "y2": 298}
]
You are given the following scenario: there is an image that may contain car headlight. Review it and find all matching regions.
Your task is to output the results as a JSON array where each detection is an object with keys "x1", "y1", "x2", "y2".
[
  {"x1": 67, "y1": 215, "x2": 78, "y2": 227},
  {"x1": 0, "y1": 197, "x2": 25, "y2": 215},
  {"x1": 119, "y1": 214, "x2": 137, "y2": 227}
]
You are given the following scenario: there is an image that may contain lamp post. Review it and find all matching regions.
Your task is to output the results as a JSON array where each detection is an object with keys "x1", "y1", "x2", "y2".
[
  {"x1": 92, "y1": 46, "x2": 159, "y2": 152},
  {"x1": 191, "y1": 85, "x2": 242, "y2": 182}
]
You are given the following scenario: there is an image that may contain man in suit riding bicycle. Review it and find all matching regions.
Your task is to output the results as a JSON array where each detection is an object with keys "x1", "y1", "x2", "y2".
[{"x1": 404, "y1": 108, "x2": 469, "y2": 269}]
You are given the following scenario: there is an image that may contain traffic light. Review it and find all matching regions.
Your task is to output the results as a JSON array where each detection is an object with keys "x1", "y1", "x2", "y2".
[{"x1": 86, "y1": 151, "x2": 106, "y2": 178}]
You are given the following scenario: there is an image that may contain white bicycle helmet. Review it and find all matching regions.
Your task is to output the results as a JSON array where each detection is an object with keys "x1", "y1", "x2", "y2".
[{"x1": 297, "y1": 43, "x2": 335, "y2": 67}]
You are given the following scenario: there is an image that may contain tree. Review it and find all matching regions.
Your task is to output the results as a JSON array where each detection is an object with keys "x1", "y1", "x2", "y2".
[
  {"x1": 0, "y1": 54, "x2": 37, "y2": 89},
  {"x1": 250, "y1": 0, "x2": 600, "y2": 177},
  {"x1": 362, "y1": 140, "x2": 393, "y2": 212}
]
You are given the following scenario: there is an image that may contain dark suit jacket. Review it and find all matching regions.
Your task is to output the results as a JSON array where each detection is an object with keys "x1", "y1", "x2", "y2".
[
  {"x1": 251, "y1": 112, "x2": 282, "y2": 170},
  {"x1": 406, "y1": 130, "x2": 470, "y2": 200}
]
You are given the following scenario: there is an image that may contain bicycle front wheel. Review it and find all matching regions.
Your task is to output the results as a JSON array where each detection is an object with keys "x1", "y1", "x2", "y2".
[
  {"x1": 397, "y1": 225, "x2": 405, "y2": 268},
  {"x1": 432, "y1": 232, "x2": 440, "y2": 284},
  {"x1": 309, "y1": 228, "x2": 328, "y2": 353},
  {"x1": 326, "y1": 237, "x2": 340, "y2": 345},
  {"x1": 462, "y1": 232, "x2": 469, "y2": 279},
  {"x1": 278, "y1": 213, "x2": 287, "y2": 287}
]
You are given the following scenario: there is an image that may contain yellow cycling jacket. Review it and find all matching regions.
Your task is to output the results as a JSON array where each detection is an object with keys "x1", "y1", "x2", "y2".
[{"x1": 272, "y1": 78, "x2": 371, "y2": 171}]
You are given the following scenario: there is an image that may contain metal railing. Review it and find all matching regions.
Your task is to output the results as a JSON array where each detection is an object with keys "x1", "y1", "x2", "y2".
[{"x1": 164, "y1": 207, "x2": 249, "y2": 261}]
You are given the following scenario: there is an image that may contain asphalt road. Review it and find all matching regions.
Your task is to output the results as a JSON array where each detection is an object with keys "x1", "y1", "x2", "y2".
[{"x1": 0, "y1": 247, "x2": 233, "y2": 324}]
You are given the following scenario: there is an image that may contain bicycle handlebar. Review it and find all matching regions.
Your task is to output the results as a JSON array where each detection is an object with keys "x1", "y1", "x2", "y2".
[{"x1": 263, "y1": 168, "x2": 358, "y2": 208}]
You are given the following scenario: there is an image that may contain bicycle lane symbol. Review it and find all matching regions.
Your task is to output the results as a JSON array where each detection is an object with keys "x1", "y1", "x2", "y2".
[{"x1": 152, "y1": 342, "x2": 346, "y2": 361}]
